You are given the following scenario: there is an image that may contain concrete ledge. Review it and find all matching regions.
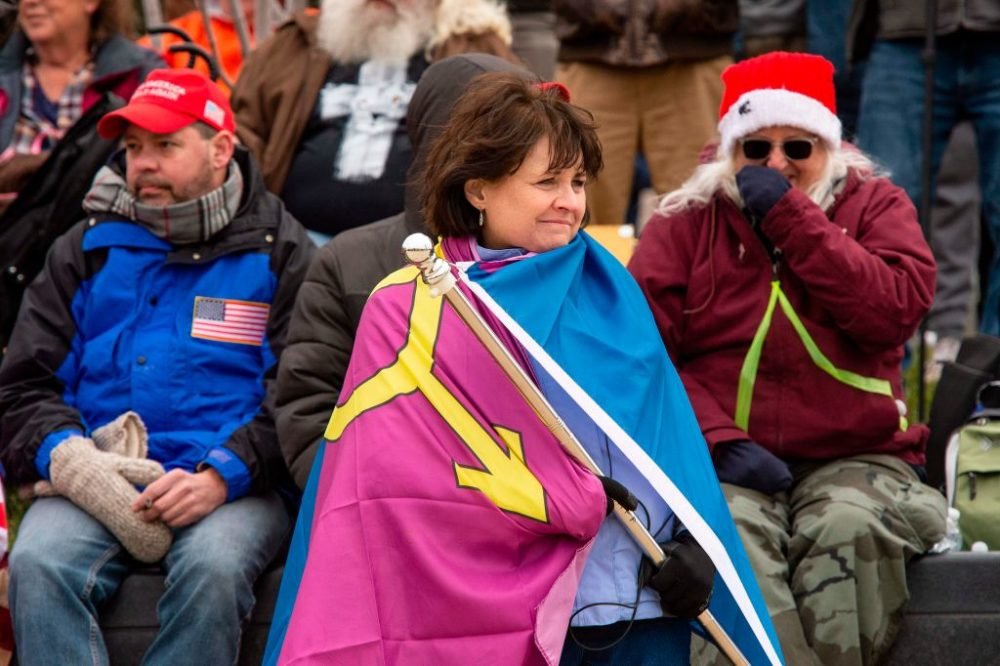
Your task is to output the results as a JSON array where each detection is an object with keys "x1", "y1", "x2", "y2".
[
  {"x1": 94, "y1": 552, "x2": 1000, "y2": 665},
  {"x1": 900, "y1": 552, "x2": 1000, "y2": 613},
  {"x1": 884, "y1": 552, "x2": 1000, "y2": 665}
]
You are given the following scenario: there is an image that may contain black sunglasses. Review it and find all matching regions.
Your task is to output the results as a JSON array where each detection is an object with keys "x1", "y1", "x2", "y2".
[{"x1": 740, "y1": 137, "x2": 818, "y2": 162}]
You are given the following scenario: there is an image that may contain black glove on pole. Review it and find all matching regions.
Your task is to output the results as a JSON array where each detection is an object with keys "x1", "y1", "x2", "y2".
[
  {"x1": 598, "y1": 475, "x2": 638, "y2": 516},
  {"x1": 646, "y1": 531, "x2": 715, "y2": 619}
]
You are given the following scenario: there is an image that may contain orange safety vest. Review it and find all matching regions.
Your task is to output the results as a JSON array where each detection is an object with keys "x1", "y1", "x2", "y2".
[{"x1": 138, "y1": 12, "x2": 251, "y2": 95}]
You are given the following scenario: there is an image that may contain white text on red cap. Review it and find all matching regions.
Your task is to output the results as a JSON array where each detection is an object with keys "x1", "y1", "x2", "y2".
[{"x1": 134, "y1": 80, "x2": 187, "y2": 102}]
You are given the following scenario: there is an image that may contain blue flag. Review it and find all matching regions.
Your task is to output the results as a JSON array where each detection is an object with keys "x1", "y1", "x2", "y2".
[
  {"x1": 263, "y1": 441, "x2": 325, "y2": 666},
  {"x1": 460, "y1": 232, "x2": 784, "y2": 665}
]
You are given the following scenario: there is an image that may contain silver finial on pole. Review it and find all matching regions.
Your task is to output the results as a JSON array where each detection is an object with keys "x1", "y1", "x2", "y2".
[{"x1": 402, "y1": 233, "x2": 455, "y2": 297}]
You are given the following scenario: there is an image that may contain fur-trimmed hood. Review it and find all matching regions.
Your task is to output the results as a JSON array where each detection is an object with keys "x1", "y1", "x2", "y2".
[{"x1": 429, "y1": 0, "x2": 513, "y2": 51}]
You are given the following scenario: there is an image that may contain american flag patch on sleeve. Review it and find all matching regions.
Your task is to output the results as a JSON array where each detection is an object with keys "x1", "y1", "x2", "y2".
[{"x1": 191, "y1": 297, "x2": 270, "y2": 346}]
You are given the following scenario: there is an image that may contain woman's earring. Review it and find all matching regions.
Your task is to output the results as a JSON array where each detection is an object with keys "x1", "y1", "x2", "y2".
[{"x1": 478, "y1": 208, "x2": 485, "y2": 228}]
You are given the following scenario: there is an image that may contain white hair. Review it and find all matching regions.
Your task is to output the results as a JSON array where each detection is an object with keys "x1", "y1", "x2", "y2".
[
  {"x1": 657, "y1": 141, "x2": 887, "y2": 217},
  {"x1": 318, "y1": 0, "x2": 436, "y2": 64},
  {"x1": 428, "y1": 0, "x2": 511, "y2": 51}
]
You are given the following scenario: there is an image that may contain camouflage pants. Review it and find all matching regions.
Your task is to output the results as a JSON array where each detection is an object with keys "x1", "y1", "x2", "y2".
[{"x1": 693, "y1": 454, "x2": 946, "y2": 666}]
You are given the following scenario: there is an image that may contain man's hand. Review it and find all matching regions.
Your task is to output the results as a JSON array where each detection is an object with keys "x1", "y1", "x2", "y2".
[{"x1": 133, "y1": 468, "x2": 228, "y2": 528}]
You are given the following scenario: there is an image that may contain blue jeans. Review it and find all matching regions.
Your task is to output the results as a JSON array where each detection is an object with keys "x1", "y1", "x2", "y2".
[
  {"x1": 9, "y1": 493, "x2": 291, "y2": 666},
  {"x1": 559, "y1": 617, "x2": 691, "y2": 665},
  {"x1": 806, "y1": 0, "x2": 864, "y2": 139},
  {"x1": 858, "y1": 33, "x2": 1000, "y2": 334}
]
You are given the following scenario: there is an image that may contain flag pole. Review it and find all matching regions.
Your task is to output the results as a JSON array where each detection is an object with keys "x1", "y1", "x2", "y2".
[{"x1": 403, "y1": 234, "x2": 748, "y2": 666}]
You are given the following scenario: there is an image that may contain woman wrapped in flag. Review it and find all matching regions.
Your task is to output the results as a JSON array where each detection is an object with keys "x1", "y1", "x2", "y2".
[{"x1": 266, "y1": 72, "x2": 781, "y2": 666}]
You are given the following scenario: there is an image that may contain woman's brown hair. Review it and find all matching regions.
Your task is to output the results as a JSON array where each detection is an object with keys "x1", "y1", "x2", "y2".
[{"x1": 421, "y1": 72, "x2": 603, "y2": 239}]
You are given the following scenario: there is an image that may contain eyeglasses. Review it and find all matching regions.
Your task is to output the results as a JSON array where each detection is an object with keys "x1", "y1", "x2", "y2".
[{"x1": 740, "y1": 137, "x2": 818, "y2": 162}]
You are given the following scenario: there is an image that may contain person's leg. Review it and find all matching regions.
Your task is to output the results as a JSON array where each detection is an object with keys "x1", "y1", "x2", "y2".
[
  {"x1": 788, "y1": 455, "x2": 946, "y2": 666},
  {"x1": 962, "y1": 35, "x2": 1000, "y2": 335},
  {"x1": 142, "y1": 491, "x2": 291, "y2": 666},
  {"x1": 925, "y1": 121, "x2": 980, "y2": 374},
  {"x1": 690, "y1": 483, "x2": 822, "y2": 666},
  {"x1": 857, "y1": 38, "x2": 957, "y2": 206},
  {"x1": 509, "y1": 11, "x2": 559, "y2": 81},
  {"x1": 9, "y1": 497, "x2": 131, "y2": 666},
  {"x1": 557, "y1": 61, "x2": 639, "y2": 227},
  {"x1": 858, "y1": 37, "x2": 959, "y2": 373},
  {"x1": 806, "y1": 0, "x2": 863, "y2": 138},
  {"x1": 640, "y1": 55, "x2": 730, "y2": 199}
]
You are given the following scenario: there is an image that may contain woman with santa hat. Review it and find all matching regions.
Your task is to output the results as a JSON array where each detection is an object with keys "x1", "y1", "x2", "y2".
[{"x1": 629, "y1": 51, "x2": 947, "y2": 666}]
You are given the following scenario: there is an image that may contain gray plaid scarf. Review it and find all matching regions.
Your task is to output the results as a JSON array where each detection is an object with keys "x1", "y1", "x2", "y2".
[{"x1": 83, "y1": 161, "x2": 243, "y2": 244}]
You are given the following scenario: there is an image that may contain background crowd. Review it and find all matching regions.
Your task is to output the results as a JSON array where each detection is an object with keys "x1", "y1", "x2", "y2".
[
  {"x1": 3, "y1": 0, "x2": 995, "y2": 366},
  {"x1": 0, "y1": 0, "x2": 994, "y2": 665}
]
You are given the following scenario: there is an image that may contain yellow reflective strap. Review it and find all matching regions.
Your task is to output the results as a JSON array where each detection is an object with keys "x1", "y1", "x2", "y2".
[
  {"x1": 735, "y1": 281, "x2": 908, "y2": 433},
  {"x1": 735, "y1": 281, "x2": 781, "y2": 430},
  {"x1": 773, "y1": 286, "x2": 894, "y2": 397}
]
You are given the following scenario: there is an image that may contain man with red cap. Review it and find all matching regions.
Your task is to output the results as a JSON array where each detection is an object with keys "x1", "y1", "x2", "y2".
[
  {"x1": 630, "y1": 52, "x2": 947, "y2": 666},
  {"x1": 0, "y1": 68, "x2": 312, "y2": 665}
]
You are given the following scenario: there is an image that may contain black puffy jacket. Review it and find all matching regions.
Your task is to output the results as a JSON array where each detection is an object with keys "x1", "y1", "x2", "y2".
[
  {"x1": 274, "y1": 54, "x2": 531, "y2": 488},
  {"x1": 0, "y1": 96, "x2": 124, "y2": 350},
  {"x1": 0, "y1": 34, "x2": 162, "y2": 349}
]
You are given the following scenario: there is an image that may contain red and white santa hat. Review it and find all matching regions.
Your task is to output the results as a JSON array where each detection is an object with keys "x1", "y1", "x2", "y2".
[{"x1": 717, "y1": 51, "x2": 841, "y2": 157}]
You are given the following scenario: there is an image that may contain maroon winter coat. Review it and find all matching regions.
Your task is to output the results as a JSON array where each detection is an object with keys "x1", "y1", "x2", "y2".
[{"x1": 629, "y1": 172, "x2": 936, "y2": 465}]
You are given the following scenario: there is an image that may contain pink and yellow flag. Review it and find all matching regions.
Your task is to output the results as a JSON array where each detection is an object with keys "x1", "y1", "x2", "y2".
[
  {"x1": 268, "y1": 267, "x2": 607, "y2": 665},
  {"x1": 0, "y1": 476, "x2": 12, "y2": 666}
]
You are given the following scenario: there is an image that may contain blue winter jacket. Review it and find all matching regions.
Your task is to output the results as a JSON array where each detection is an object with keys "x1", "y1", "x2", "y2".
[{"x1": 0, "y1": 149, "x2": 313, "y2": 500}]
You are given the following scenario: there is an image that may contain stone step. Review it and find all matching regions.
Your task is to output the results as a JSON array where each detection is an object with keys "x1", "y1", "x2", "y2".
[{"x1": 89, "y1": 552, "x2": 1000, "y2": 665}]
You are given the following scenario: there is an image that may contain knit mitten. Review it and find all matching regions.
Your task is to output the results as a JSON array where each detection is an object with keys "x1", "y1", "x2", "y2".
[
  {"x1": 49, "y1": 436, "x2": 172, "y2": 563},
  {"x1": 92, "y1": 410, "x2": 148, "y2": 458},
  {"x1": 32, "y1": 411, "x2": 150, "y2": 496}
]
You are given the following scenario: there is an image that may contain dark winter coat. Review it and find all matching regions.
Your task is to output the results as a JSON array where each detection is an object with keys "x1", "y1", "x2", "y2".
[
  {"x1": 0, "y1": 33, "x2": 163, "y2": 349},
  {"x1": 848, "y1": 0, "x2": 1000, "y2": 63},
  {"x1": 231, "y1": 5, "x2": 518, "y2": 197},
  {"x1": 274, "y1": 54, "x2": 531, "y2": 489},
  {"x1": 0, "y1": 148, "x2": 313, "y2": 496},
  {"x1": 553, "y1": 0, "x2": 738, "y2": 67}
]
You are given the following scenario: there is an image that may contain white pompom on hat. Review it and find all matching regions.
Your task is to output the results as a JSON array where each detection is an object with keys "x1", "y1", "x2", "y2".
[{"x1": 717, "y1": 51, "x2": 842, "y2": 157}]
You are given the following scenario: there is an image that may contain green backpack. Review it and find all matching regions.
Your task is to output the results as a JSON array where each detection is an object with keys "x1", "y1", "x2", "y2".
[{"x1": 945, "y1": 404, "x2": 1000, "y2": 550}]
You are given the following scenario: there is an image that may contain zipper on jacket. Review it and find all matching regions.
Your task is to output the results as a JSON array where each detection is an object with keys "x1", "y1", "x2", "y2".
[{"x1": 970, "y1": 471, "x2": 978, "y2": 500}]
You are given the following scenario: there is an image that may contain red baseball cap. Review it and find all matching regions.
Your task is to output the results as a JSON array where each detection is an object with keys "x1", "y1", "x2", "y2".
[{"x1": 97, "y1": 68, "x2": 236, "y2": 140}]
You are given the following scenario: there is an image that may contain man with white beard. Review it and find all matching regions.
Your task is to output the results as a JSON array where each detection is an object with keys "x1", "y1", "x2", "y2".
[{"x1": 231, "y1": 0, "x2": 517, "y2": 243}]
